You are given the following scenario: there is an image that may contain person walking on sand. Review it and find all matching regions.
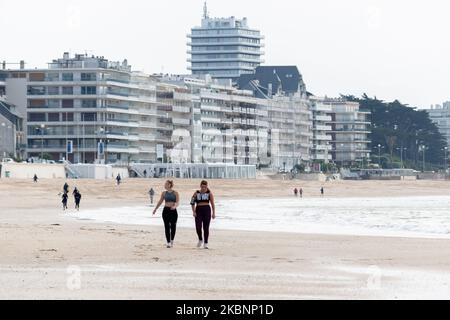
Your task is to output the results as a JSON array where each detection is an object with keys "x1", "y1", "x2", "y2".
[
  {"x1": 62, "y1": 191, "x2": 68, "y2": 211},
  {"x1": 152, "y1": 180, "x2": 180, "y2": 248},
  {"x1": 149, "y1": 187, "x2": 155, "y2": 205},
  {"x1": 33, "y1": 174, "x2": 38, "y2": 183},
  {"x1": 63, "y1": 182, "x2": 69, "y2": 194},
  {"x1": 190, "y1": 180, "x2": 216, "y2": 250},
  {"x1": 320, "y1": 187, "x2": 324, "y2": 197},
  {"x1": 73, "y1": 189, "x2": 81, "y2": 211},
  {"x1": 116, "y1": 174, "x2": 121, "y2": 186},
  {"x1": 299, "y1": 188, "x2": 303, "y2": 198},
  {"x1": 293, "y1": 187, "x2": 298, "y2": 197}
]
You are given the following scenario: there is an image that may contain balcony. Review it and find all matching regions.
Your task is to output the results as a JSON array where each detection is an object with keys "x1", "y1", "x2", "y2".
[{"x1": 172, "y1": 118, "x2": 191, "y2": 126}]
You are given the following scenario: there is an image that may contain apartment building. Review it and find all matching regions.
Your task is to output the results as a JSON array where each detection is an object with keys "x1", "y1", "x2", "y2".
[
  {"x1": 1, "y1": 53, "x2": 192, "y2": 164},
  {"x1": 187, "y1": 3, "x2": 264, "y2": 83},
  {"x1": 324, "y1": 98, "x2": 371, "y2": 166},
  {"x1": 161, "y1": 75, "x2": 269, "y2": 166},
  {"x1": 309, "y1": 96, "x2": 333, "y2": 163},
  {"x1": 426, "y1": 103, "x2": 450, "y2": 149},
  {"x1": 238, "y1": 66, "x2": 312, "y2": 170}
]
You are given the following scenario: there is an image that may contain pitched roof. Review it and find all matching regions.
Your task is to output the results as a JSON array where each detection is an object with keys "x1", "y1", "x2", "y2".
[{"x1": 237, "y1": 66, "x2": 304, "y2": 96}]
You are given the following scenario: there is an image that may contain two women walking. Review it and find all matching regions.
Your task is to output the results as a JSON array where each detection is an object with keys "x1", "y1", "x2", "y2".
[{"x1": 152, "y1": 180, "x2": 216, "y2": 249}]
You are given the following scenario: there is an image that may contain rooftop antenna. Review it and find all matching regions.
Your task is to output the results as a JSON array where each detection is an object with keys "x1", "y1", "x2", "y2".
[{"x1": 203, "y1": 1, "x2": 209, "y2": 19}]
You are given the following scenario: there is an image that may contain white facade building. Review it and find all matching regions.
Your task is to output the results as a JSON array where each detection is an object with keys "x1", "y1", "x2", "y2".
[
  {"x1": 309, "y1": 96, "x2": 333, "y2": 163},
  {"x1": 187, "y1": 3, "x2": 264, "y2": 83},
  {"x1": 426, "y1": 103, "x2": 450, "y2": 149},
  {"x1": 324, "y1": 98, "x2": 371, "y2": 166}
]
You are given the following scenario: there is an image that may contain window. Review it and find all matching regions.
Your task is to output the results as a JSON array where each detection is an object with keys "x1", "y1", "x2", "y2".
[
  {"x1": 47, "y1": 73, "x2": 59, "y2": 81},
  {"x1": 28, "y1": 113, "x2": 46, "y2": 122},
  {"x1": 28, "y1": 99, "x2": 46, "y2": 108},
  {"x1": 29, "y1": 73, "x2": 45, "y2": 82},
  {"x1": 48, "y1": 100, "x2": 60, "y2": 108},
  {"x1": 81, "y1": 86, "x2": 96, "y2": 95},
  {"x1": 62, "y1": 73, "x2": 73, "y2": 81},
  {"x1": 81, "y1": 113, "x2": 97, "y2": 122},
  {"x1": 62, "y1": 113, "x2": 74, "y2": 122},
  {"x1": 81, "y1": 99, "x2": 97, "y2": 108},
  {"x1": 62, "y1": 99, "x2": 74, "y2": 108},
  {"x1": 81, "y1": 73, "x2": 97, "y2": 81},
  {"x1": 27, "y1": 86, "x2": 45, "y2": 95},
  {"x1": 48, "y1": 113, "x2": 59, "y2": 122},
  {"x1": 48, "y1": 86, "x2": 59, "y2": 95},
  {"x1": 62, "y1": 87, "x2": 73, "y2": 95}
]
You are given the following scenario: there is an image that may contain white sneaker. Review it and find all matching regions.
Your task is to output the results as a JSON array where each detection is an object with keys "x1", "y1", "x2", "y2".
[
  {"x1": 197, "y1": 240, "x2": 203, "y2": 248},
  {"x1": 203, "y1": 243, "x2": 209, "y2": 249},
  {"x1": 166, "y1": 243, "x2": 171, "y2": 248},
  {"x1": 170, "y1": 241, "x2": 174, "y2": 248}
]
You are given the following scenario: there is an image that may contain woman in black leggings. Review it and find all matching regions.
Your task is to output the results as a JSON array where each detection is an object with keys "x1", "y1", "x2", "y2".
[
  {"x1": 191, "y1": 180, "x2": 216, "y2": 249},
  {"x1": 152, "y1": 180, "x2": 180, "y2": 248}
]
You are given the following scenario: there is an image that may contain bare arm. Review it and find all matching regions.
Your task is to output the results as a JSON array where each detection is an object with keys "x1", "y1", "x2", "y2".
[
  {"x1": 210, "y1": 192, "x2": 216, "y2": 219},
  {"x1": 152, "y1": 192, "x2": 165, "y2": 215},
  {"x1": 171, "y1": 192, "x2": 180, "y2": 210},
  {"x1": 190, "y1": 192, "x2": 197, "y2": 216}
]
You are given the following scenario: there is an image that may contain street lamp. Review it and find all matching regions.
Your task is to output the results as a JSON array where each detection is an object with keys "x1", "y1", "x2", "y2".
[
  {"x1": 419, "y1": 145, "x2": 428, "y2": 172},
  {"x1": 443, "y1": 146, "x2": 448, "y2": 170},
  {"x1": 396, "y1": 146, "x2": 407, "y2": 169},
  {"x1": 373, "y1": 144, "x2": 384, "y2": 168}
]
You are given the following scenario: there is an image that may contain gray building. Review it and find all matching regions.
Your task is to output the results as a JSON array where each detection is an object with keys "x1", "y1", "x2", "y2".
[
  {"x1": 238, "y1": 66, "x2": 312, "y2": 169},
  {"x1": 426, "y1": 103, "x2": 450, "y2": 150},
  {"x1": 323, "y1": 98, "x2": 371, "y2": 166},
  {"x1": 0, "y1": 98, "x2": 24, "y2": 159},
  {"x1": 187, "y1": 3, "x2": 264, "y2": 83}
]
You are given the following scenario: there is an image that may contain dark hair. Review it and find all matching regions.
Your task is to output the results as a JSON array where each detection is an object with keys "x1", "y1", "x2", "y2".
[
  {"x1": 166, "y1": 180, "x2": 174, "y2": 188},
  {"x1": 200, "y1": 180, "x2": 210, "y2": 193}
]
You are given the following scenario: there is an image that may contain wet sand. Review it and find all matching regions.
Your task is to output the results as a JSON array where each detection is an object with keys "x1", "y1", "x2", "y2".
[{"x1": 1, "y1": 178, "x2": 450, "y2": 299}]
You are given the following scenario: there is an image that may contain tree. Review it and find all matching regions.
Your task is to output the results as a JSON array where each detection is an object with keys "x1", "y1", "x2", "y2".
[{"x1": 341, "y1": 94, "x2": 447, "y2": 170}]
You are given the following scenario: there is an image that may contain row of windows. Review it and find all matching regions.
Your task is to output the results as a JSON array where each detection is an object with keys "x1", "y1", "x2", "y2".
[
  {"x1": 192, "y1": 62, "x2": 259, "y2": 68},
  {"x1": 27, "y1": 112, "x2": 97, "y2": 122},
  {"x1": 29, "y1": 72, "x2": 97, "y2": 82},
  {"x1": 192, "y1": 37, "x2": 260, "y2": 44},
  {"x1": 192, "y1": 45, "x2": 261, "y2": 52},
  {"x1": 192, "y1": 53, "x2": 260, "y2": 60},
  {"x1": 29, "y1": 99, "x2": 98, "y2": 108},
  {"x1": 192, "y1": 29, "x2": 260, "y2": 36},
  {"x1": 27, "y1": 86, "x2": 97, "y2": 95},
  {"x1": 193, "y1": 70, "x2": 242, "y2": 75}
]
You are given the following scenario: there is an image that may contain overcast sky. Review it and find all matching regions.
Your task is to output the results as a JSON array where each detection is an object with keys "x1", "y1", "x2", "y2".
[{"x1": 1, "y1": 0, "x2": 449, "y2": 108}]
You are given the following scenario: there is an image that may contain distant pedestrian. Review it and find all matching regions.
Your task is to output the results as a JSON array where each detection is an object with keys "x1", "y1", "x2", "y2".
[
  {"x1": 149, "y1": 187, "x2": 155, "y2": 205},
  {"x1": 294, "y1": 188, "x2": 298, "y2": 197},
  {"x1": 143, "y1": 169, "x2": 147, "y2": 178},
  {"x1": 33, "y1": 174, "x2": 38, "y2": 183},
  {"x1": 63, "y1": 182, "x2": 69, "y2": 194},
  {"x1": 299, "y1": 188, "x2": 303, "y2": 198},
  {"x1": 116, "y1": 174, "x2": 121, "y2": 186},
  {"x1": 74, "y1": 189, "x2": 81, "y2": 211},
  {"x1": 62, "y1": 192, "x2": 68, "y2": 210},
  {"x1": 320, "y1": 187, "x2": 324, "y2": 197}
]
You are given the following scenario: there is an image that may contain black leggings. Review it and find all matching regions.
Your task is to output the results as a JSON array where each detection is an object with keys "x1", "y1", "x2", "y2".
[
  {"x1": 162, "y1": 207, "x2": 178, "y2": 243},
  {"x1": 195, "y1": 205, "x2": 212, "y2": 244}
]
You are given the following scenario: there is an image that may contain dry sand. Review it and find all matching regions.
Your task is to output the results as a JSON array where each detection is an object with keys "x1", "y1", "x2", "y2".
[{"x1": 1, "y1": 178, "x2": 450, "y2": 299}]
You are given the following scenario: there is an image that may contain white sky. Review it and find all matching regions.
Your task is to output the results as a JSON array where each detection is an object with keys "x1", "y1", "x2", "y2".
[{"x1": 1, "y1": 0, "x2": 449, "y2": 108}]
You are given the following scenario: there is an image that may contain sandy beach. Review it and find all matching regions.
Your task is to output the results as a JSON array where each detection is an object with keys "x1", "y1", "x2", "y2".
[{"x1": 1, "y1": 178, "x2": 450, "y2": 299}]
